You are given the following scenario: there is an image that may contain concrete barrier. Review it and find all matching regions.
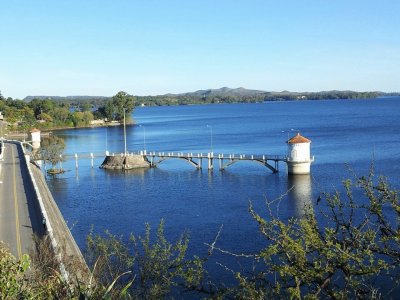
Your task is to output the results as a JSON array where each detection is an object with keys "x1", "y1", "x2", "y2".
[
  {"x1": 0, "y1": 140, "x2": 4, "y2": 160},
  {"x1": 15, "y1": 141, "x2": 70, "y2": 282}
]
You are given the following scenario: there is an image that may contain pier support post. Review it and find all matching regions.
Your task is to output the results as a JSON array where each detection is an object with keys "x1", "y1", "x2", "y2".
[
  {"x1": 90, "y1": 153, "x2": 94, "y2": 168},
  {"x1": 75, "y1": 153, "x2": 78, "y2": 169},
  {"x1": 208, "y1": 152, "x2": 213, "y2": 170}
]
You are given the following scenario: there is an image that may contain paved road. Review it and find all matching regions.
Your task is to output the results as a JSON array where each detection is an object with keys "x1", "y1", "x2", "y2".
[{"x1": 0, "y1": 142, "x2": 44, "y2": 259}]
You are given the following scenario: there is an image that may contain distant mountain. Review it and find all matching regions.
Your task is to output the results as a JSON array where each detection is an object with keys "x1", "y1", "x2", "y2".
[{"x1": 179, "y1": 87, "x2": 267, "y2": 97}]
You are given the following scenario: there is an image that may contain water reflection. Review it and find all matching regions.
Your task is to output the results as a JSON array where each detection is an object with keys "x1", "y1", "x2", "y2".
[
  {"x1": 102, "y1": 167, "x2": 149, "y2": 180},
  {"x1": 287, "y1": 174, "x2": 313, "y2": 218}
]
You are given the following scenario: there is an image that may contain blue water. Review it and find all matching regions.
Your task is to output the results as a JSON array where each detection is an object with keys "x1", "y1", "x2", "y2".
[{"x1": 47, "y1": 97, "x2": 400, "y2": 284}]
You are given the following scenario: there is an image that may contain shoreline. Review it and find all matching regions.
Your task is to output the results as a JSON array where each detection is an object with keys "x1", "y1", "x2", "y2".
[
  {"x1": 5, "y1": 120, "x2": 136, "y2": 138},
  {"x1": 42, "y1": 119, "x2": 136, "y2": 133}
]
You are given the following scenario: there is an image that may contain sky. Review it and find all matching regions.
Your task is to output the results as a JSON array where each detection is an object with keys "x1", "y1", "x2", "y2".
[{"x1": 1, "y1": 0, "x2": 399, "y2": 99}]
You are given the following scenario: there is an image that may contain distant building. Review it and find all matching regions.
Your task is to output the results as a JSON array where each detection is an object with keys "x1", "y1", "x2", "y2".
[
  {"x1": 0, "y1": 111, "x2": 3, "y2": 121},
  {"x1": 90, "y1": 119, "x2": 105, "y2": 126},
  {"x1": 30, "y1": 128, "x2": 41, "y2": 149}
]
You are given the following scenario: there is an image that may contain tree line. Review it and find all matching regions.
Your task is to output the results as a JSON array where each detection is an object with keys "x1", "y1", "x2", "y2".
[
  {"x1": 136, "y1": 91, "x2": 383, "y2": 106},
  {"x1": 16, "y1": 90, "x2": 391, "y2": 109},
  {"x1": 0, "y1": 89, "x2": 395, "y2": 131},
  {"x1": 0, "y1": 91, "x2": 136, "y2": 131}
]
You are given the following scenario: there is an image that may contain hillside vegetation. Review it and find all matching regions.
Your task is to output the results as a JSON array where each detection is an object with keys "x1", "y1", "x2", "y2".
[
  {"x1": 0, "y1": 91, "x2": 135, "y2": 132},
  {"x1": 20, "y1": 87, "x2": 392, "y2": 108}
]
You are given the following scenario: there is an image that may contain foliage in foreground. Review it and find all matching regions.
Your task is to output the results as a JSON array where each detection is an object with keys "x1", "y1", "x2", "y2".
[
  {"x1": 1, "y1": 170, "x2": 399, "y2": 299},
  {"x1": 219, "y1": 170, "x2": 399, "y2": 299},
  {"x1": 85, "y1": 219, "x2": 204, "y2": 299},
  {"x1": 0, "y1": 243, "x2": 31, "y2": 299},
  {"x1": 0, "y1": 221, "x2": 204, "y2": 299}
]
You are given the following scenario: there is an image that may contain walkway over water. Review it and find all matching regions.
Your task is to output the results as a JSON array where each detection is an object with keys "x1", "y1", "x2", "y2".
[
  {"x1": 145, "y1": 151, "x2": 286, "y2": 172},
  {"x1": 60, "y1": 151, "x2": 288, "y2": 173}
]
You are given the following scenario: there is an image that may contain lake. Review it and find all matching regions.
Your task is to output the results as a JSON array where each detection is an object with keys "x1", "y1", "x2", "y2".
[{"x1": 46, "y1": 97, "x2": 400, "y2": 285}]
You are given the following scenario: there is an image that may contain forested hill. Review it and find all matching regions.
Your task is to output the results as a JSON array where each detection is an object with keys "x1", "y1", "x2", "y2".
[
  {"x1": 23, "y1": 95, "x2": 109, "y2": 107},
  {"x1": 145, "y1": 88, "x2": 382, "y2": 106},
  {"x1": 22, "y1": 87, "x2": 396, "y2": 107}
]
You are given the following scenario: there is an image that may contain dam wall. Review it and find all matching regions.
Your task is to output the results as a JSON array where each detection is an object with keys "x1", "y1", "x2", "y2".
[{"x1": 18, "y1": 142, "x2": 89, "y2": 281}]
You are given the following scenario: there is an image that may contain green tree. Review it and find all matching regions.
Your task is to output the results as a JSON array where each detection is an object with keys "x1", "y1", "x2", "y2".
[
  {"x1": 103, "y1": 100, "x2": 115, "y2": 121},
  {"x1": 40, "y1": 136, "x2": 66, "y2": 170},
  {"x1": 38, "y1": 112, "x2": 53, "y2": 123},
  {"x1": 28, "y1": 98, "x2": 57, "y2": 118},
  {"x1": 81, "y1": 102, "x2": 92, "y2": 112},
  {"x1": 82, "y1": 111, "x2": 94, "y2": 125},
  {"x1": 52, "y1": 107, "x2": 71, "y2": 124},
  {"x1": 71, "y1": 111, "x2": 84, "y2": 127},
  {"x1": 100, "y1": 91, "x2": 136, "y2": 122},
  {"x1": 112, "y1": 91, "x2": 135, "y2": 121}
]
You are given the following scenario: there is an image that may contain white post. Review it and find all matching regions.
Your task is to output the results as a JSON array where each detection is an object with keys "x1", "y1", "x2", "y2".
[
  {"x1": 75, "y1": 153, "x2": 78, "y2": 169},
  {"x1": 90, "y1": 153, "x2": 94, "y2": 168},
  {"x1": 123, "y1": 108, "x2": 127, "y2": 156},
  {"x1": 208, "y1": 153, "x2": 213, "y2": 170}
]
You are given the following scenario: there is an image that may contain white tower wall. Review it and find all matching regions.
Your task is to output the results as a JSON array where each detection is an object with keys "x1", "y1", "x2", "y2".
[
  {"x1": 31, "y1": 130, "x2": 41, "y2": 149},
  {"x1": 288, "y1": 143, "x2": 310, "y2": 162},
  {"x1": 286, "y1": 133, "x2": 313, "y2": 175}
]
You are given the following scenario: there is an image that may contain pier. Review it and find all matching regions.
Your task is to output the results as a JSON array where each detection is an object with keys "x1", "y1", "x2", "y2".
[
  {"x1": 56, "y1": 150, "x2": 287, "y2": 173},
  {"x1": 36, "y1": 133, "x2": 314, "y2": 175},
  {"x1": 144, "y1": 151, "x2": 285, "y2": 172}
]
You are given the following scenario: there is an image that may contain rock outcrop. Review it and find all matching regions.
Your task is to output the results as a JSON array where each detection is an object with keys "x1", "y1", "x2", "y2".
[{"x1": 100, "y1": 154, "x2": 151, "y2": 169}]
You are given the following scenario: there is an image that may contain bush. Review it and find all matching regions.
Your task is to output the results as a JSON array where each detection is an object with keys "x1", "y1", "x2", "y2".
[{"x1": 216, "y1": 169, "x2": 400, "y2": 299}]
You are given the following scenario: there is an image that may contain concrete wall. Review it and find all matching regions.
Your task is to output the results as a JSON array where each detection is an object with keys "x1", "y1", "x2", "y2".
[
  {"x1": 17, "y1": 141, "x2": 88, "y2": 282},
  {"x1": 0, "y1": 141, "x2": 3, "y2": 160},
  {"x1": 287, "y1": 161, "x2": 311, "y2": 175}
]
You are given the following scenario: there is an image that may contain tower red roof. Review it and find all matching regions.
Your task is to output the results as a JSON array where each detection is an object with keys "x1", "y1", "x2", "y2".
[{"x1": 287, "y1": 133, "x2": 311, "y2": 144}]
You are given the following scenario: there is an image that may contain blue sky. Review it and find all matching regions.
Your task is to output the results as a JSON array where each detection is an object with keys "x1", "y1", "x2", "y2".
[{"x1": 1, "y1": 0, "x2": 399, "y2": 98}]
